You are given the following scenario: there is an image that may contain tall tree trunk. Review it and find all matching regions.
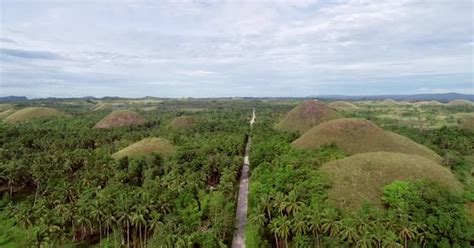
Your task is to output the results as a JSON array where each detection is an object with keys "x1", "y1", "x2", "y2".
[
  {"x1": 99, "y1": 221, "x2": 102, "y2": 245},
  {"x1": 274, "y1": 234, "x2": 279, "y2": 248},
  {"x1": 127, "y1": 221, "x2": 130, "y2": 248},
  {"x1": 139, "y1": 224, "x2": 142, "y2": 248}
]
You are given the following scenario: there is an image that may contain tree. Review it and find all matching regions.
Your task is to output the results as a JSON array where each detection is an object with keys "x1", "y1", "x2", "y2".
[{"x1": 269, "y1": 216, "x2": 291, "y2": 248}]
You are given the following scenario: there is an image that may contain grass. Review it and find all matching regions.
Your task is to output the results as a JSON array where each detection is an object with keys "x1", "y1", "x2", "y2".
[
  {"x1": 0, "y1": 104, "x2": 14, "y2": 112},
  {"x1": 415, "y1": 100, "x2": 444, "y2": 106},
  {"x1": 459, "y1": 114, "x2": 474, "y2": 132},
  {"x1": 168, "y1": 116, "x2": 197, "y2": 129},
  {"x1": 292, "y1": 118, "x2": 442, "y2": 162},
  {"x1": 380, "y1": 99, "x2": 400, "y2": 106},
  {"x1": 93, "y1": 110, "x2": 145, "y2": 129},
  {"x1": 0, "y1": 109, "x2": 16, "y2": 119},
  {"x1": 275, "y1": 100, "x2": 341, "y2": 133},
  {"x1": 4, "y1": 107, "x2": 64, "y2": 123},
  {"x1": 112, "y1": 137, "x2": 176, "y2": 160},
  {"x1": 328, "y1": 101, "x2": 359, "y2": 110},
  {"x1": 92, "y1": 103, "x2": 113, "y2": 111},
  {"x1": 320, "y1": 152, "x2": 463, "y2": 209},
  {"x1": 448, "y1": 99, "x2": 473, "y2": 106}
]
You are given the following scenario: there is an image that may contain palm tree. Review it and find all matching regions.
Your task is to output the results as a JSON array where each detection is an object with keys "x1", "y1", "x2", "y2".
[
  {"x1": 259, "y1": 195, "x2": 273, "y2": 220},
  {"x1": 282, "y1": 192, "x2": 303, "y2": 216},
  {"x1": 382, "y1": 230, "x2": 403, "y2": 248},
  {"x1": 269, "y1": 216, "x2": 291, "y2": 248},
  {"x1": 273, "y1": 192, "x2": 286, "y2": 215},
  {"x1": 339, "y1": 218, "x2": 360, "y2": 245},
  {"x1": 356, "y1": 232, "x2": 376, "y2": 248},
  {"x1": 132, "y1": 204, "x2": 148, "y2": 248},
  {"x1": 396, "y1": 215, "x2": 418, "y2": 248},
  {"x1": 369, "y1": 223, "x2": 386, "y2": 248},
  {"x1": 30, "y1": 226, "x2": 50, "y2": 248},
  {"x1": 321, "y1": 208, "x2": 341, "y2": 238},
  {"x1": 90, "y1": 201, "x2": 105, "y2": 245},
  {"x1": 291, "y1": 212, "x2": 308, "y2": 236},
  {"x1": 118, "y1": 211, "x2": 132, "y2": 248}
]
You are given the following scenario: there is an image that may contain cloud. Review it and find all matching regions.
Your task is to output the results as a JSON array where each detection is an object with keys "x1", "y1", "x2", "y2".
[
  {"x1": 0, "y1": 48, "x2": 61, "y2": 60},
  {"x1": 0, "y1": 0, "x2": 472, "y2": 97},
  {"x1": 181, "y1": 70, "x2": 216, "y2": 77},
  {"x1": 0, "y1": 38, "x2": 17, "y2": 44}
]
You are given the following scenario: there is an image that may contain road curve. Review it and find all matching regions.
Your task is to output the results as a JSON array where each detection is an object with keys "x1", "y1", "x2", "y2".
[{"x1": 232, "y1": 109, "x2": 255, "y2": 248}]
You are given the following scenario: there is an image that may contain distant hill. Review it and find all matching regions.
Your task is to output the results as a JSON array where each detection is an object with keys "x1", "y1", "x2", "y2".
[
  {"x1": 0, "y1": 96, "x2": 28, "y2": 102},
  {"x1": 312, "y1": 93, "x2": 474, "y2": 102}
]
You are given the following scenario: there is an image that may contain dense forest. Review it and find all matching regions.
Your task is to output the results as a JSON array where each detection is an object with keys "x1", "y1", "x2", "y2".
[
  {"x1": 0, "y1": 98, "x2": 473, "y2": 247},
  {"x1": 0, "y1": 99, "x2": 256, "y2": 247}
]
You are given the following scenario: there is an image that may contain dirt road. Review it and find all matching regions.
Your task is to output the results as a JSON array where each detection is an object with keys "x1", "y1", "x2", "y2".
[{"x1": 231, "y1": 109, "x2": 255, "y2": 248}]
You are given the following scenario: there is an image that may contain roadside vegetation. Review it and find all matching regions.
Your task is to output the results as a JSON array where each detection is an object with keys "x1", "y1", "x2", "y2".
[{"x1": 0, "y1": 98, "x2": 472, "y2": 247}]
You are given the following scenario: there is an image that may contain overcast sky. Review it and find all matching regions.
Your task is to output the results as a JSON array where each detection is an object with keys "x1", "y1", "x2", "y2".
[{"x1": 0, "y1": 0, "x2": 473, "y2": 98}]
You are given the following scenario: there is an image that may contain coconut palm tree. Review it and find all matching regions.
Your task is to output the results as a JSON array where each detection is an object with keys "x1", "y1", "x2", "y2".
[
  {"x1": 396, "y1": 215, "x2": 418, "y2": 248},
  {"x1": 321, "y1": 208, "x2": 341, "y2": 238},
  {"x1": 291, "y1": 211, "x2": 308, "y2": 236},
  {"x1": 339, "y1": 218, "x2": 360, "y2": 245},
  {"x1": 269, "y1": 216, "x2": 291, "y2": 248}
]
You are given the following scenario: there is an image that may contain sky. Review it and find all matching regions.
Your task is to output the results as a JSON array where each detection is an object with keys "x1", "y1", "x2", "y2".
[{"x1": 0, "y1": 0, "x2": 473, "y2": 98}]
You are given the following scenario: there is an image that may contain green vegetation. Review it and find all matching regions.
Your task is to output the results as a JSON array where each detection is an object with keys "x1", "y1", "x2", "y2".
[
  {"x1": 0, "y1": 99, "x2": 253, "y2": 247},
  {"x1": 0, "y1": 97, "x2": 472, "y2": 247},
  {"x1": 247, "y1": 99, "x2": 473, "y2": 247},
  {"x1": 292, "y1": 118, "x2": 442, "y2": 162},
  {"x1": 4, "y1": 107, "x2": 64, "y2": 123}
]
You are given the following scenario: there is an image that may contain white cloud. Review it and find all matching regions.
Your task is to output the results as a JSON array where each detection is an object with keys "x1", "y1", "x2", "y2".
[{"x1": 0, "y1": 0, "x2": 472, "y2": 97}]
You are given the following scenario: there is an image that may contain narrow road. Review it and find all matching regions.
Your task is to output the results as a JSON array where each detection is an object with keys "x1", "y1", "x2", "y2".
[{"x1": 232, "y1": 109, "x2": 255, "y2": 248}]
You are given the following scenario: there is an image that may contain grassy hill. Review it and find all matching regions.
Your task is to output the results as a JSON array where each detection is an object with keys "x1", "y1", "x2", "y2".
[
  {"x1": 168, "y1": 116, "x2": 197, "y2": 130},
  {"x1": 328, "y1": 101, "x2": 359, "y2": 110},
  {"x1": 292, "y1": 118, "x2": 442, "y2": 162},
  {"x1": 459, "y1": 114, "x2": 474, "y2": 132},
  {"x1": 415, "y1": 100, "x2": 444, "y2": 106},
  {"x1": 448, "y1": 99, "x2": 473, "y2": 106},
  {"x1": 92, "y1": 103, "x2": 113, "y2": 111},
  {"x1": 112, "y1": 137, "x2": 176, "y2": 160},
  {"x1": 380, "y1": 99, "x2": 399, "y2": 106},
  {"x1": 4, "y1": 107, "x2": 64, "y2": 123},
  {"x1": 320, "y1": 152, "x2": 463, "y2": 209},
  {"x1": 0, "y1": 104, "x2": 14, "y2": 112},
  {"x1": 0, "y1": 109, "x2": 16, "y2": 119},
  {"x1": 93, "y1": 110, "x2": 145, "y2": 129},
  {"x1": 275, "y1": 100, "x2": 341, "y2": 133}
]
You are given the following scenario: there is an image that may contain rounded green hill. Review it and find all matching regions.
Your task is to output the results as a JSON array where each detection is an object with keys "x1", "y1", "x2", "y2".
[
  {"x1": 94, "y1": 110, "x2": 145, "y2": 129},
  {"x1": 275, "y1": 100, "x2": 341, "y2": 134},
  {"x1": 328, "y1": 101, "x2": 359, "y2": 110},
  {"x1": 92, "y1": 103, "x2": 113, "y2": 111},
  {"x1": 169, "y1": 116, "x2": 197, "y2": 129},
  {"x1": 0, "y1": 104, "x2": 14, "y2": 112},
  {"x1": 459, "y1": 114, "x2": 474, "y2": 132},
  {"x1": 4, "y1": 107, "x2": 64, "y2": 123},
  {"x1": 0, "y1": 109, "x2": 16, "y2": 119},
  {"x1": 320, "y1": 152, "x2": 463, "y2": 209},
  {"x1": 112, "y1": 137, "x2": 176, "y2": 160},
  {"x1": 292, "y1": 118, "x2": 442, "y2": 162},
  {"x1": 380, "y1": 99, "x2": 399, "y2": 106},
  {"x1": 415, "y1": 100, "x2": 444, "y2": 106},
  {"x1": 448, "y1": 99, "x2": 473, "y2": 106}
]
